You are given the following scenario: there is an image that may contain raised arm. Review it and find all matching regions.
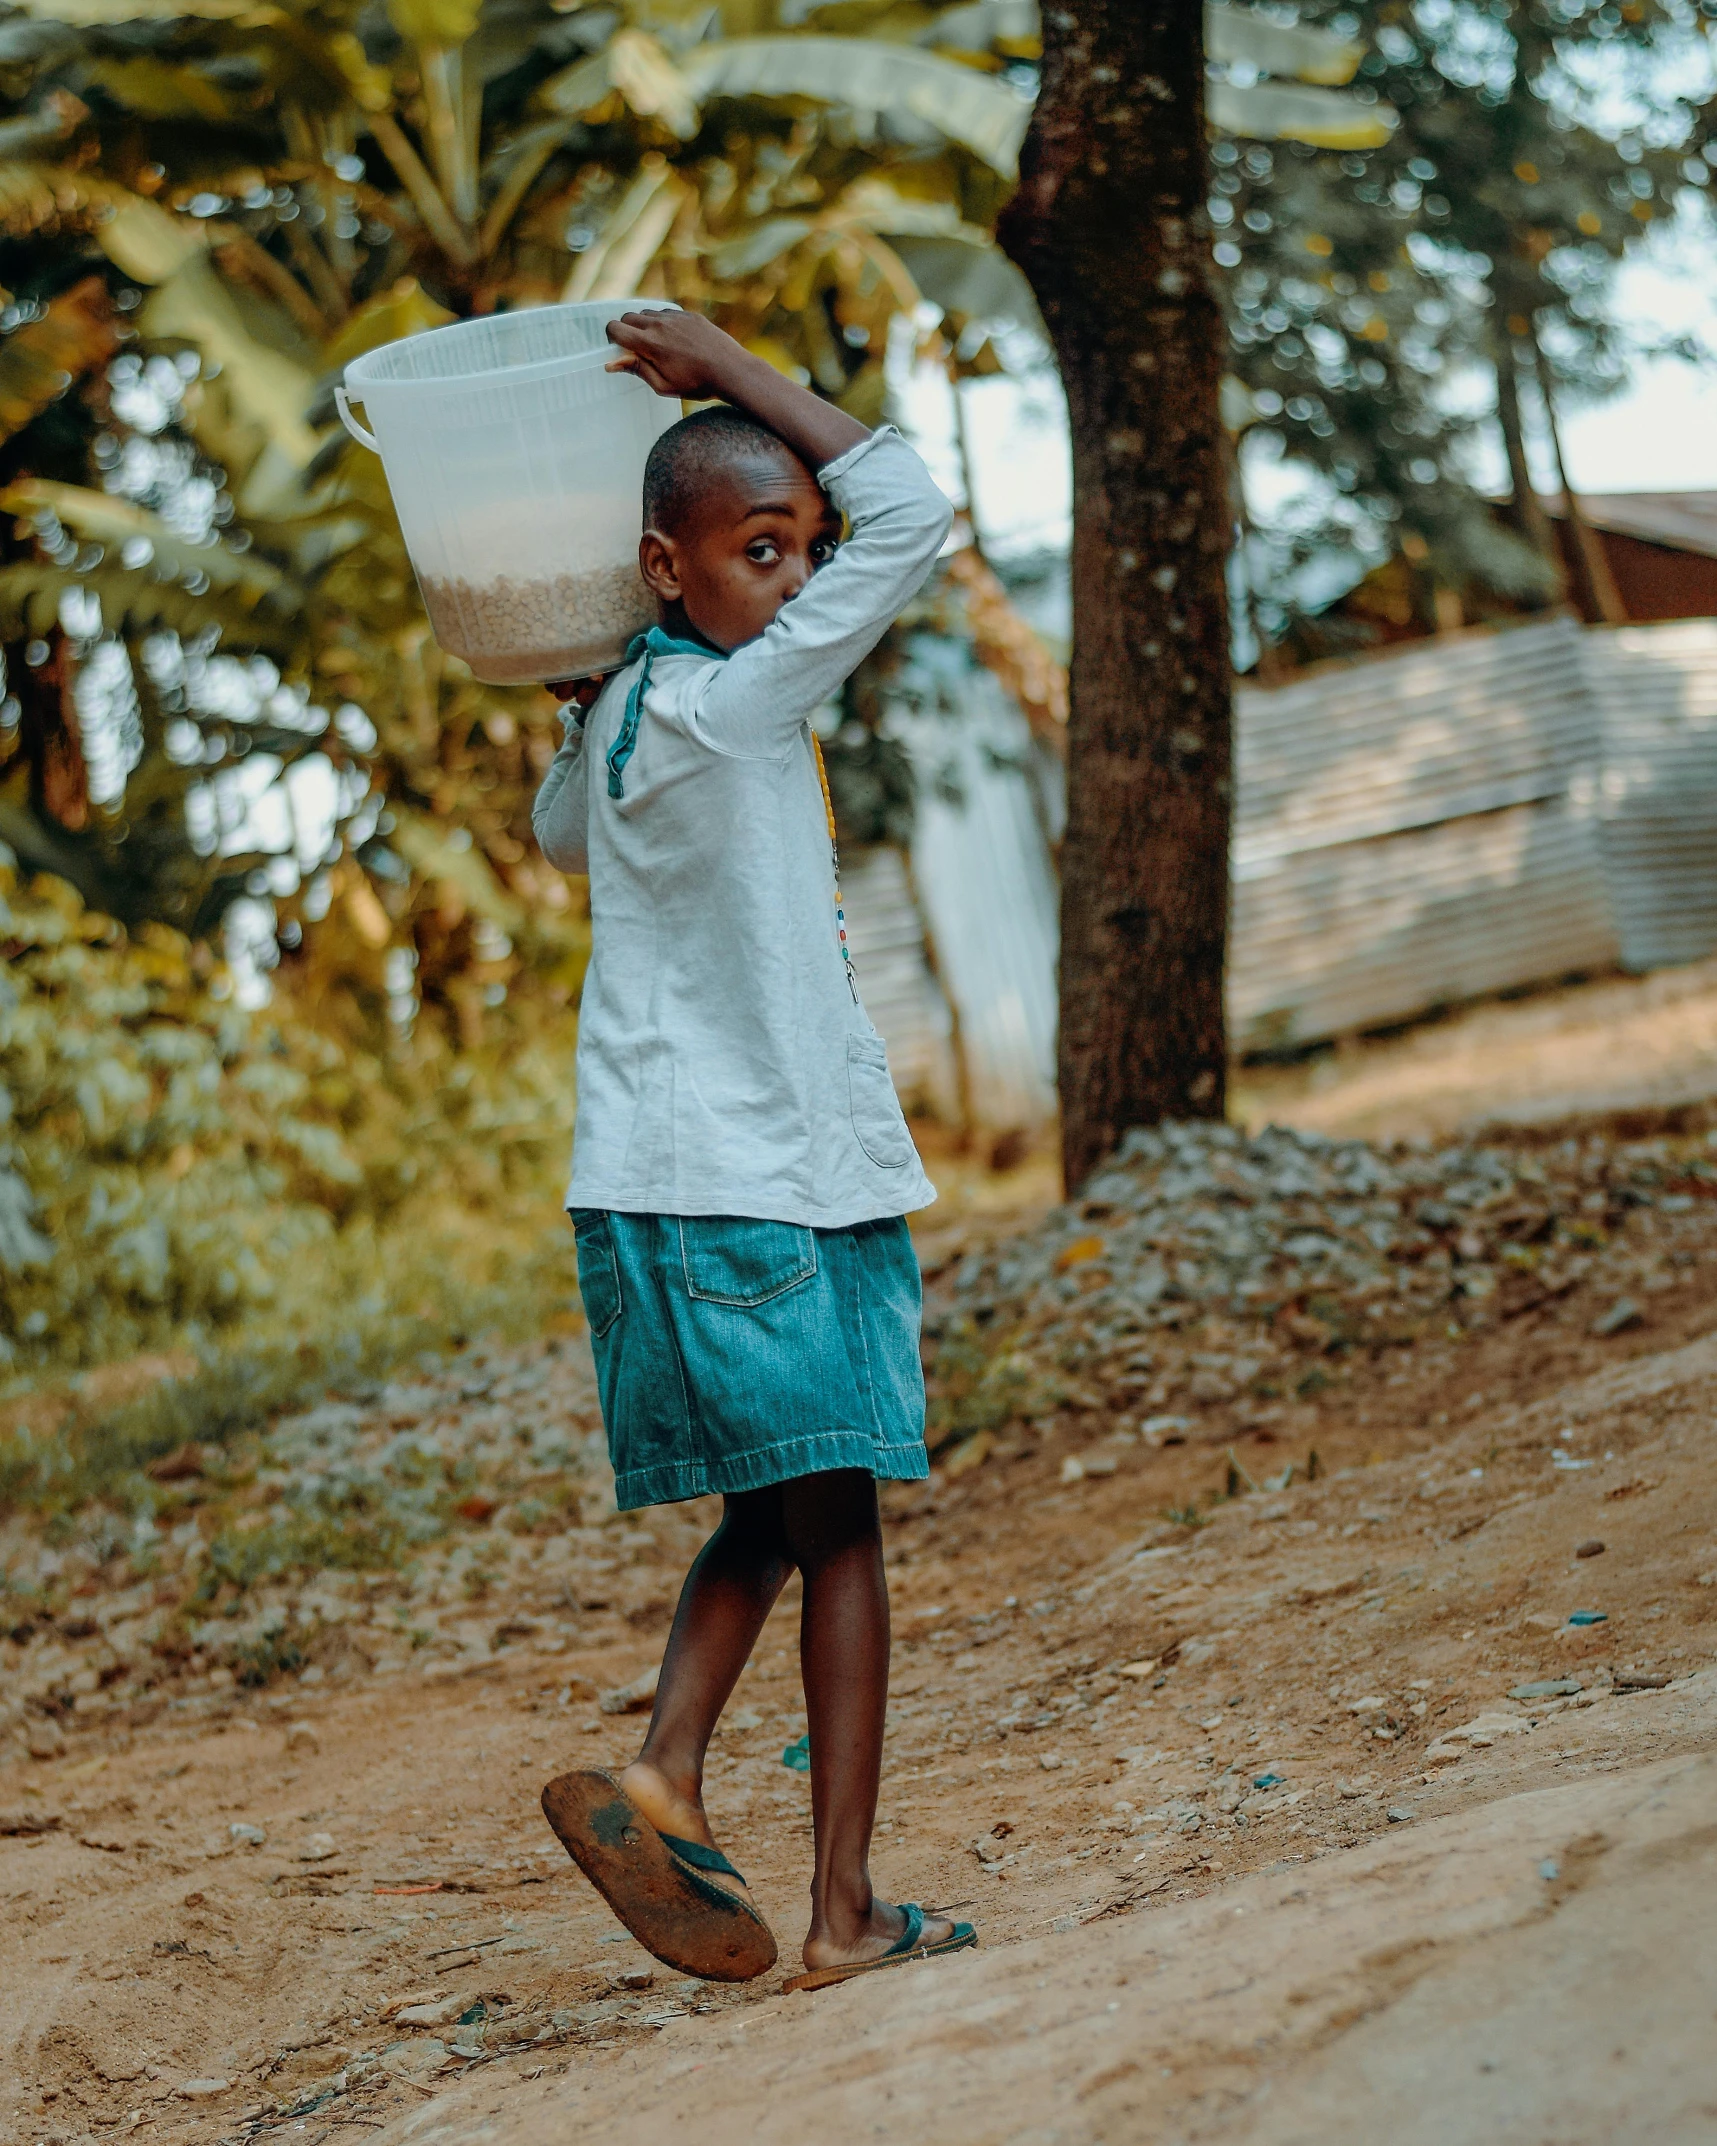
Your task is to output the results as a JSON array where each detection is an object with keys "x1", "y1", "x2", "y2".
[{"x1": 605, "y1": 311, "x2": 870, "y2": 470}]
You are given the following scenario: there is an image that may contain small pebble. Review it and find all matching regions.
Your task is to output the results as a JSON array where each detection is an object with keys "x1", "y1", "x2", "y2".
[{"x1": 1575, "y1": 1539, "x2": 1606, "y2": 1559}]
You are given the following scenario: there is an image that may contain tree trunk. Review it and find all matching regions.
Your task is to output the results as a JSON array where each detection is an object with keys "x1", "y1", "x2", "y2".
[
  {"x1": 997, "y1": 2, "x2": 1232, "y2": 1194},
  {"x1": 1492, "y1": 325, "x2": 1562, "y2": 591},
  {"x1": 1529, "y1": 325, "x2": 1627, "y2": 626}
]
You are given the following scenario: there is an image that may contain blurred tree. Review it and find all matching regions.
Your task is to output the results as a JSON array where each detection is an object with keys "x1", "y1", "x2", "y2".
[
  {"x1": 1211, "y1": 0, "x2": 1717, "y2": 641},
  {"x1": 999, "y1": 3, "x2": 1235, "y2": 1190}
]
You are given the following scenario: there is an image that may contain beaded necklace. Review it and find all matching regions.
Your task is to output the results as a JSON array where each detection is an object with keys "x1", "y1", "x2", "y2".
[
  {"x1": 811, "y1": 730, "x2": 859, "y2": 1003},
  {"x1": 594, "y1": 627, "x2": 858, "y2": 1003}
]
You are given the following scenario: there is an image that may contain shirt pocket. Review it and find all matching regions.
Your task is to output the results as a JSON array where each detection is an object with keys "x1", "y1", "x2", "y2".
[
  {"x1": 846, "y1": 1033, "x2": 913, "y2": 1169},
  {"x1": 679, "y1": 1216, "x2": 818, "y2": 1306},
  {"x1": 570, "y1": 1209, "x2": 623, "y2": 1339}
]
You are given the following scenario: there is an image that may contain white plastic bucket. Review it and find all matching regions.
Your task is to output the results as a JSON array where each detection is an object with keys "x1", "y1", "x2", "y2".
[{"x1": 336, "y1": 301, "x2": 679, "y2": 685}]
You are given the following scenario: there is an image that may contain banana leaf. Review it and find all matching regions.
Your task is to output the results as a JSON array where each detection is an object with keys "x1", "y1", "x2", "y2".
[
  {"x1": 1205, "y1": 5, "x2": 1363, "y2": 88},
  {"x1": 889, "y1": 231, "x2": 1042, "y2": 336},
  {"x1": 141, "y1": 257, "x2": 319, "y2": 476},
  {"x1": 0, "y1": 277, "x2": 120, "y2": 446},
  {"x1": 1209, "y1": 81, "x2": 1397, "y2": 151},
  {"x1": 5, "y1": 0, "x2": 256, "y2": 17},
  {"x1": 80, "y1": 54, "x2": 244, "y2": 124},
  {"x1": 0, "y1": 481, "x2": 294, "y2": 609},
  {"x1": 388, "y1": 0, "x2": 483, "y2": 46},
  {"x1": 96, "y1": 192, "x2": 206, "y2": 284},
  {"x1": 538, "y1": 30, "x2": 1032, "y2": 176},
  {"x1": 0, "y1": 560, "x2": 300, "y2": 654},
  {"x1": 322, "y1": 279, "x2": 457, "y2": 373}
]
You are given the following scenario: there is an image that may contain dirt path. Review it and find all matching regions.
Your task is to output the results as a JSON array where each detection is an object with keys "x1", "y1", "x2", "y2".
[
  {"x1": 1235, "y1": 955, "x2": 1717, "y2": 1143},
  {"x1": 7, "y1": 1247, "x2": 1716, "y2": 2145}
]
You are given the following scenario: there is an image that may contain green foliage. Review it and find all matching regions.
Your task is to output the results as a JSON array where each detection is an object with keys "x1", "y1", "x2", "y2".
[
  {"x1": 0, "y1": 852, "x2": 583, "y2": 1382},
  {"x1": 1214, "y1": 1, "x2": 1717, "y2": 630}
]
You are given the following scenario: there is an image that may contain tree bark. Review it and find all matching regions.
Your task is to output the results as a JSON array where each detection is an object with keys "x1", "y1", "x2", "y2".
[
  {"x1": 997, "y1": 2, "x2": 1232, "y2": 1194},
  {"x1": 1528, "y1": 324, "x2": 1627, "y2": 626},
  {"x1": 1492, "y1": 323, "x2": 1562, "y2": 591}
]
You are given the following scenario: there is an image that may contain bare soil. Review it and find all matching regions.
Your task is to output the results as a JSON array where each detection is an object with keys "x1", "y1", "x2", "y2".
[{"x1": 6, "y1": 974, "x2": 1717, "y2": 2146}]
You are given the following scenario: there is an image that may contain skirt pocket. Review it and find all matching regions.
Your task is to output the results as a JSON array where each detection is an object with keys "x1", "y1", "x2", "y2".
[
  {"x1": 846, "y1": 1033, "x2": 913, "y2": 1169},
  {"x1": 678, "y1": 1216, "x2": 818, "y2": 1306},
  {"x1": 570, "y1": 1209, "x2": 623, "y2": 1338}
]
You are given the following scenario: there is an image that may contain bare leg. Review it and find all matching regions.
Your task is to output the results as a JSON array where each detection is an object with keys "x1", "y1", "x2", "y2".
[
  {"x1": 620, "y1": 1488, "x2": 791, "y2": 1853},
  {"x1": 785, "y1": 1470, "x2": 955, "y2": 1967}
]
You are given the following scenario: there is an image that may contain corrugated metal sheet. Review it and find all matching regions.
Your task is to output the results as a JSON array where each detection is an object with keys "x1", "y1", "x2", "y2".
[
  {"x1": 879, "y1": 639, "x2": 1061, "y2": 1129},
  {"x1": 1229, "y1": 797, "x2": 1617, "y2": 1050},
  {"x1": 838, "y1": 843, "x2": 959, "y2": 1119},
  {"x1": 1229, "y1": 615, "x2": 1620, "y2": 1051},
  {"x1": 1584, "y1": 618, "x2": 1717, "y2": 971},
  {"x1": 855, "y1": 610, "x2": 1717, "y2": 1115}
]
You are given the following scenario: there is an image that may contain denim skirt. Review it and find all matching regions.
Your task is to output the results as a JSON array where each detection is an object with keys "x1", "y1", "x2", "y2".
[{"x1": 571, "y1": 1210, "x2": 930, "y2": 1511}]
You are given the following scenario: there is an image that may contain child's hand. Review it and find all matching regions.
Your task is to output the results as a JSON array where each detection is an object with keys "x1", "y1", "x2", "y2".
[
  {"x1": 549, "y1": 675, "x2": 607, "y2": 713},
  {"x1": 605, "y1": 310, "x2": 749, "y2": 402}
]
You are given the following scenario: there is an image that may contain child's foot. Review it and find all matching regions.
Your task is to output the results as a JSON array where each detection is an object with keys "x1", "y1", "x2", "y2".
[
  {"x1": 801, "y1": 1898, "x2": 957, "y2": 1972},
  {"x1": 617, "y1": 1758, "x2": 732, "y2": 1868}
]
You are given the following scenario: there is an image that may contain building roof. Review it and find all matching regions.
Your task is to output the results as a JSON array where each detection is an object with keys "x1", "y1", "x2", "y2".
[{"x1": 1544, "y1": 490, "x2": 1717, "y2": 562}]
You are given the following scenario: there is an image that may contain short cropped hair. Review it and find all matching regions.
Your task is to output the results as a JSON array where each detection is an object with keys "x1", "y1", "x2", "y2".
[{"x1": 642, "y1": 404, "x2": 805, "y2": 534}]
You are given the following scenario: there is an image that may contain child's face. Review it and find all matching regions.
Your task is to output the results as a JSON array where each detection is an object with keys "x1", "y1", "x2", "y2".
[{"x1": 639, "y1": 445, "x2": 841, "y2": 652}]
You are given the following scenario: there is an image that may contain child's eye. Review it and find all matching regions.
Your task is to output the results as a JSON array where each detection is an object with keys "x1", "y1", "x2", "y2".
[
  {"x1": 746, "y1": 540, "x2": 781, "y2": 564},
  {"x1": 810, "y1": 538, "x2": 839, "y2": 566}
]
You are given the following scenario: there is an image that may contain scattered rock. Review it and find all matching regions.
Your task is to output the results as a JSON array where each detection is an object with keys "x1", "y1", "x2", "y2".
[
  {"x1": 380, "y1": 2039, "x2": 452, "y2": 2083},
  {"x1": 25, "y1": 1719, "x2": 66, "y2": 1761},
  {"x1": 394, "y1": 1995, "x2": 466, "y2": 2028},
  {"x1": 1509, "y1": 1679, "x2": 1583, "y2": 1702},
  {"x1": 285, "y1": 1721, "x2": 319, "y2": 1752},
  {"x1": 0, "y1": 1807, "x2": 61, "y2": 1836},
  {"x1": 1575, "y1": 1539, "x2": 1606, "y2": 1559},
  {"x1": 614, "y1": 1968, "x2": 654, "y2": 1991},
  {"x1": 79, "y1": 1833, "x2": 128, "y2": 1853},
  {"x1": 1038, "y1": 1752, "x2": 1064, "y2": 1771},
  {"x1": 598, "y1": 1666, "x2": 660, "y2": 1716},
  {"x1": 229, "y1": 1822, "x2": 267, "y2": 1848},
  {"x1": 1385, "y1": 1807, "x2": 1415, "y2": 1824},
  {"x1": 145, "y1": 1442, "x2": 206, "y2": 1482},
  {"x1": 176, "y1": 2078, "x2": 232, "y2": 2100},
  {"x1": 1612, "y1": 1669, "x2": 1673, "y2": 1692},
  {"x1": 298, "y1": 1832, "x2": 338, "y2": 1862},
  {"x1": 1426, "y1": 1710, "x2": 1532, "y2": 1763},
  {"x1": 1590, "y1": 1298, "x2": 1642, "y2": 1338}
]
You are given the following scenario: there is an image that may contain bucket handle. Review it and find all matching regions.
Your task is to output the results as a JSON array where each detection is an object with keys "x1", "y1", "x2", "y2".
[{"x1": 334, "y1": 384, "x2": 379, "y2": 452}]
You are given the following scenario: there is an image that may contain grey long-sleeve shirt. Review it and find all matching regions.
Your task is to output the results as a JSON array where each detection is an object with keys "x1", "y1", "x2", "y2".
[{"x1": 532, "y1": 424, "x2": 951, "y2": 1226}]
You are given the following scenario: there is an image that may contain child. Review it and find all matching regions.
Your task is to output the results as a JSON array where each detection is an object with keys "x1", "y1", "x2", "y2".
[{"x1": 531, "y1": 309, "x2": 974, "y2": 1991}]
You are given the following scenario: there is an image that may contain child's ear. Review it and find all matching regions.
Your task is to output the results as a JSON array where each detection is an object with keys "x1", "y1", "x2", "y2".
[{"x1": 639, "y1": 530, "x2": 681, "y2": 603}]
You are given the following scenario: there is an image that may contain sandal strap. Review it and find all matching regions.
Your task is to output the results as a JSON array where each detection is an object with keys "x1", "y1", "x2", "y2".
[
  {"x1": 885, "y1": 1902, "x2": 925, "y2": 1958},
  {"x1": 660, "y1": 1832, "x2": 745, "y2": 1883}
]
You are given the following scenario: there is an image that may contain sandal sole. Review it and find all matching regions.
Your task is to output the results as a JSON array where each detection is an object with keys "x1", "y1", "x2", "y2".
[{"x1": 541, "y1": 1769, "x2": 777, "y2": 1982}]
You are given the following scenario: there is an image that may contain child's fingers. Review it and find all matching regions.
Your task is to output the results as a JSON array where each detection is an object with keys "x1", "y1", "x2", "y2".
[{"x1": 604, "y1": 352, "x2": 641, "y2": 372}]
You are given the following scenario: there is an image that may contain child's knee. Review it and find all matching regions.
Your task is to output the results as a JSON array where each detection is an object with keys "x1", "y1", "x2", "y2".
[{"x1": 781, "y1": 1468, "x2": 881, "y2": 1571}]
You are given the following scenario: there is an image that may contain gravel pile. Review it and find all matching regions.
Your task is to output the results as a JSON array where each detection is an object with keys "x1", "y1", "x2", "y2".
[
  {"x1": 925, "y1": 1119, "x2": 1717, "y2": 1449},
  {"x1": 419, "y1": 560, "x2": 652, "y2": 683},
  {"x1": 0, "y1": 1340, "x2": 649, "y2": 1754}
]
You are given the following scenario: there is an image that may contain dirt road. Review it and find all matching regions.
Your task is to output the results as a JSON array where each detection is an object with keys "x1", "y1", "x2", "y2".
[{"x1": 6, "y1": 1231, "x2": 1716, "y2": 2144}]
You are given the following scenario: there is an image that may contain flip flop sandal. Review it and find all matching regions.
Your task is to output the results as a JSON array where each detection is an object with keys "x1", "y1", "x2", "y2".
[
  {"x1": 541, "y1": 1769, "x2": 777, "y2": 1982},
  {"x1": 780, "y1": 1902, "x2": 978, "y2": 1994}
]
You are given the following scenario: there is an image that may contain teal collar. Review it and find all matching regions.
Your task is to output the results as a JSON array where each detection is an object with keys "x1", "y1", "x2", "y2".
[{"x1": 606, "y1": 626, "x2": 726, "y2": 799}]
